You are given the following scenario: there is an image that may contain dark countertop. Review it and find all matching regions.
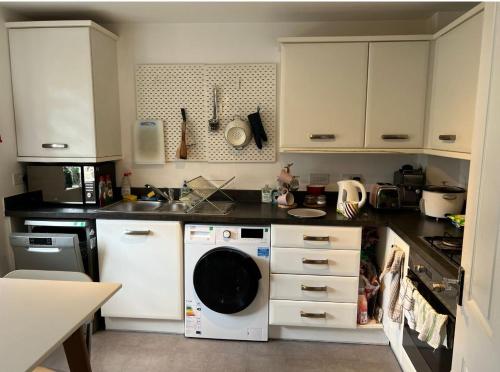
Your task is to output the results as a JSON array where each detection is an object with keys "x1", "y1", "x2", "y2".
[{"x1": 5, "y1": 191, "x2": 462, "y2": 276}]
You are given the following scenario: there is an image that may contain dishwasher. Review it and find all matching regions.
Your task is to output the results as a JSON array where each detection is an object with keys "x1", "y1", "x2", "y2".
[{"x1": 9, "y1": 219, "x2": 99, "y2": 281}]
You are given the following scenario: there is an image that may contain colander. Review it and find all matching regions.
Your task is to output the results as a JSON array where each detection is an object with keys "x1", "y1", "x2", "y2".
[{"x1": 224, "y1": 117, "x2": 253, "y2": 150}]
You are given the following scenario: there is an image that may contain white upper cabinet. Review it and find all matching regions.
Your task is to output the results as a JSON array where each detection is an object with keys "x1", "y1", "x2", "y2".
[
  {"x1": 365, "y1": 41, "x2": 429, "y2": 148},
  {"x1": 427, "y1": 12, "x2": 483, "y2": 153},
  {"x1": 7, "y1": 21, "x2": 122, "y2": 162},
  {"x1": 280, "y1": 42, "x2": 368, "y2": 149}
]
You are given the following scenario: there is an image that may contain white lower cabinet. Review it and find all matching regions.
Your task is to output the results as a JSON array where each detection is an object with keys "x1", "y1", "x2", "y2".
[
  {"x1": 97, "y1": 219, "x2": 183, "y2": 320},
  {"x1": 377, "y1": 227, "x2": 411, "y2": 367},
  {"x1": 270, "y1": 300, "x2": 357, "y2": 329},
  {"x1": 270, "y1": 225, "x2": 361, "y2": 329}
]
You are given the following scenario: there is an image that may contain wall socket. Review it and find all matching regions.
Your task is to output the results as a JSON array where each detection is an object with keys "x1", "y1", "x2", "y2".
[
  {"x1": 310, "y1": 173, "x2": 330, "y2": 185},
  {"x1": 12, "y1": 172, "x2": 24, "y2": 186}
]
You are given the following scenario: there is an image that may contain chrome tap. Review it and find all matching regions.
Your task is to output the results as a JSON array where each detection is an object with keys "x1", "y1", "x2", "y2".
[{"x1": 145, "y1": 184, "x2": 173, "y2": 202}]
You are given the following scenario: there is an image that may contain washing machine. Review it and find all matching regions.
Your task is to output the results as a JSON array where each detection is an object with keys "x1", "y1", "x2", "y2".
[{"x1": 184, "y1": 224, "x2": 270, "y2": 341}]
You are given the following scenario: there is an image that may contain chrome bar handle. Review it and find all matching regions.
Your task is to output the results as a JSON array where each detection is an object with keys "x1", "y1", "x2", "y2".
[
  {"x1": 301, "y1": 285, "x2": 328, "y2": 292},
  {"x1": 381, "y1": 134, "x2": 409, "y2": 140},
  {"x1": 303, "y1": 235, "x2": 329, "y2": 242},
  {"x1": 42, "y1": 143, "x2": 69, "y2": 149},
  {"x1": 438, "y1": 135, "x2": 456, "y2": 141},
  {"x1": 302, "y1": 258, "x2": 329, "y2": 265},
  {"x1": 300, "y1": 311, "x2": 327, "y2": 319},
  {"x1": 309, "y1": 134, "x2": 336, "y2": 140},
  {"x1": 124, "y1": 229, "x2": 151, "y2": 235}
]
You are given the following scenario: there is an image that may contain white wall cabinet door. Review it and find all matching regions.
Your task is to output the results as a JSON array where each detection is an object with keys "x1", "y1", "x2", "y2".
[
  {"x1": 8, "y1": 22, "x2": 121, "y2": 162},
  {"x1": 280, "y1": 42, "x2": 368, "y2": 149},
  {"x1": 365, "y1": 41, "x2": 429, "y2": 148},
  {"x1": 9, "y1": 27, "x2": 96, "y2": 158},
  {"x1": 427, "y1": 12, "x2": 483, "y2": 153},
  {"x1": 97, "y1": 220, "x2": 183, "y2": 320}
]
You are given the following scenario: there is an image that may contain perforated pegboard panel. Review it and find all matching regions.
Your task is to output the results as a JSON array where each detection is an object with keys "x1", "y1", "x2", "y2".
[
  {"x1": 135, "y1": 63, "x2": 276, "y2": 162},
  {"x1": 136, "y1": 64, "x2": 207, "y2": 161}
]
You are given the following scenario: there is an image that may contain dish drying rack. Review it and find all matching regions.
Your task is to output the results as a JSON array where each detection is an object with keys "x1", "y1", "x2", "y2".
[{"x1": 184, "y1": 176, "x2": 235, "y2": 214}]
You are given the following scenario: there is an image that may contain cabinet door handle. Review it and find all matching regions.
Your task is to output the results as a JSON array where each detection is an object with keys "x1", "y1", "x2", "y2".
[
  {"x1": 309, "y1": 134, "x2": 336, "y2": 140},
  {"x1": 300, "y1": 311, "x2": 327, "y2": 319},
  {"x1": 301, "y1": 285, "x2": 328, "y2": 292},
  {"x1": 303, "y1": 235, "x2": 329, "y2": 242},
  {"x1": 381, "y1": 134, "x2": 409, "y2": 140},
  {"x1": 438, "y1": 135, "x2": 456, "y2": 141},
  {"x1": 302, "y1": 258, "x2": 329, "y2": 265},
  {"x1": 42, "y1": 143, "x2": 69, "y2": 149},
  {"x1": 124, "y1": 229, "x2": 151, "y2": 235}
]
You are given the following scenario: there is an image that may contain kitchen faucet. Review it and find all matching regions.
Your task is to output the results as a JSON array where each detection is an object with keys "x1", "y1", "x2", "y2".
[{"x1": 145, "y1": 184, "x2": 173, "y2": 202}]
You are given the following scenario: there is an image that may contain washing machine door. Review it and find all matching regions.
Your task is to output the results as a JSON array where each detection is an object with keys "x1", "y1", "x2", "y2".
[{"x1": 193, "y1": 247, "x2": 262, "y2": 314}]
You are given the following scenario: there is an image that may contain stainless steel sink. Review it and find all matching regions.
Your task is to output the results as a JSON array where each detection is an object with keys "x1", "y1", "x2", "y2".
[
  {"x1": 100, "y1": 200, "x2": 233, "y2": 215},
  {"x1": 100, "y1": 200, "x2": 163, "y2": 213},
  {"x1": 157, "y1": 201, "x2": 190, "y2": 213}
]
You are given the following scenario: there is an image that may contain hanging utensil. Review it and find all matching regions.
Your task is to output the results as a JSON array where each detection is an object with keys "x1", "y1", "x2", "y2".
[
  {"x1": 224, "y1": 117, "x2": 253, "y2": 150},
  {"x1": 177, "y1": 108, "x2": 188, "y2": 160},
  {"x1": 208, "y1": 85, "x2": 220, "y2": 131}
]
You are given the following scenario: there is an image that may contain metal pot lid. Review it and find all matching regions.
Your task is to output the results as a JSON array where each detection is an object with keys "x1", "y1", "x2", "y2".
[{"x1": 423, "y1": 185, "x2": 465, "y2": 193}]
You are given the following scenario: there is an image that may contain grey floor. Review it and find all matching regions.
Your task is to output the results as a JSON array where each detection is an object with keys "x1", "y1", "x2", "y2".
[{"x1": 43, "y1": 331, "x2": 401, "y2": 372}]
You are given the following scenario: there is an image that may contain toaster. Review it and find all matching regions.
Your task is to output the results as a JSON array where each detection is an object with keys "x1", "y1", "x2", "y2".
[{"x1": 369, "y1": 183, "x2": 401, "y2": 209}]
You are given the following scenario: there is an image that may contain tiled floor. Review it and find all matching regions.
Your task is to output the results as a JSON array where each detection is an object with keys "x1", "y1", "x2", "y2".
[{"x1": 43, "y1": 331, "x2": 401, "y2": 372}]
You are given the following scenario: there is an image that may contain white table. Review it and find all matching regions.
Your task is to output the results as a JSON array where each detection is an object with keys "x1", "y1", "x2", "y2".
[{"x1": 0, "y1": 278, "x2": 121, "y2": 372}]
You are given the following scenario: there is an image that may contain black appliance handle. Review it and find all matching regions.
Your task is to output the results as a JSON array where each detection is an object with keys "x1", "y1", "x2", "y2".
[{"x1": 458, "y1": 266, "x2": 465, "y2": 306}]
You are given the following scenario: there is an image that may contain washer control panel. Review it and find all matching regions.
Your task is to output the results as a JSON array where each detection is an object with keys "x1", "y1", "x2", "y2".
[{"x1": 184, "y1": 225, "x2": 270, "y2": 244}]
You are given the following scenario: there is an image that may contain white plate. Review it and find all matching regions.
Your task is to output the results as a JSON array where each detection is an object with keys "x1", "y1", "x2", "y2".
[{"x1": 287, "y1": 208, "x2": 327, "y2": 218}]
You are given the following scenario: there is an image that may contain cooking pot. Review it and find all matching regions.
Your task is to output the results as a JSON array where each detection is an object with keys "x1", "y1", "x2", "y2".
[{"x1": 420, "y1": 185, "x2": 466, "y2": 219}]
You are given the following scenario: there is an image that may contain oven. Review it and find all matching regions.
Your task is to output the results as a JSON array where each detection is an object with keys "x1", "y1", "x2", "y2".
[{"x1": 402, "y1": 269, "x2": 455, "y2": 372}]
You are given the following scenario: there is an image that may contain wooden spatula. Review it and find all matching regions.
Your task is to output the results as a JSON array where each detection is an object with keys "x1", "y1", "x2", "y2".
[{"x1": 177, "y1": 108, "x2": 188, "y2": 160}]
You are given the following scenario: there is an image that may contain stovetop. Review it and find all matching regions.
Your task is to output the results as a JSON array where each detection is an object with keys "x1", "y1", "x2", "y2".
[{"x1": 422, "y1": 233, "x2": 463, "y2": 267}]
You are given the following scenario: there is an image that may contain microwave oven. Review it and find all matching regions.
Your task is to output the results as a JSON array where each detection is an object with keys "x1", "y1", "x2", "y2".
[{"x1": 26, "y1": 162, "x2": 116, "y2": 205}]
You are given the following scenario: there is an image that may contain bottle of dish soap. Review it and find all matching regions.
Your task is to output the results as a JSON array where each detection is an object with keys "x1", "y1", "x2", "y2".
[
  {"x1": 121, "y1": 172, "x2": 132, "y2": 199},
  {"x1": 179, "y1": 180, "x2": 191, "y2": 202}
]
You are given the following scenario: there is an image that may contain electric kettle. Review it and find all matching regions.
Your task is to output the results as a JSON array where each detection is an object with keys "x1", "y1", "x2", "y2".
[{"x1": 337, "y1": 180, "x2": 367, "y2": 211}]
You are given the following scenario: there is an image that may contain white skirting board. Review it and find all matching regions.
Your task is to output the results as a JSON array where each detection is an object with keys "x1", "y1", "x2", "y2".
[
  {"x1": 270, "y1": 326, "x2": 389, "y2": 345},
  {"x1": 104, "y1": 317, "x2": 184, "y2": 334}
]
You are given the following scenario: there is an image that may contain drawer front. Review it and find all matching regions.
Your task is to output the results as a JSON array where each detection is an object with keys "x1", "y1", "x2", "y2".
[
  {"x1": 270, "y1": 300, "x2": 357, "y2": 328},
  {"x1": 270, "y1": 274, "x2": 358, "y2": 302},
  {"x1": 271, "y1": 247, "x2": 360, "y2": 276},
  {"x1": 271, "y1": 225, "x2": 361, "y2": 250}
]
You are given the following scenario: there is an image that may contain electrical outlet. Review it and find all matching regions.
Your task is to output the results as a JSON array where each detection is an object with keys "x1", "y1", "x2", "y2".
[
  {"x1": 340, "y1": 173, "x2": 362, "y2": 182},
  {"x1": 12, "y1": 172, "x2": 24, "y2": 186},
  {"x1": 310, "y1": 173, "x2": 330, "y2": 185}
]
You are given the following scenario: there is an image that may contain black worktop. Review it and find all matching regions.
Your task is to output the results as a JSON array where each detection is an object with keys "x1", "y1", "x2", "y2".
[{"x1": 4, "y1": 191, "x2": 463, "y2": 276}]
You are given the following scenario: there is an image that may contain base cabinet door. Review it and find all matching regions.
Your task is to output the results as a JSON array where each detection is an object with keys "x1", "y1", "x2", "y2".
[{"x1": 97, "y1": 220, "x2": 183, "y2": 320}]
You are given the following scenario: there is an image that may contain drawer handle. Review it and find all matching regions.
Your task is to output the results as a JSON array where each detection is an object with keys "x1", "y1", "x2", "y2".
[
  {"x1": 309, "y1": 134, "x2": 336, "y2": 140},
  {"x1": 381, "y1": 134, "x2": 409, "y2": 140},
  {"x1": 300, "y1": 311, "x2": 327, "y2": 319},
  {"x1": 42, "y1": 143, "x2": 68, "y2": 149},
  {"x1": 124, "y1": 229, "x2": 151, "y2": 235},
  {"x1": 303, "y1": 235, "x2": 329, "y2": 242},
  {"x1": 302, "y1": 258, "x2": 329, "y2": 265},
  {"x1": 438, "y1": 135, "x2": 456, "y2": 141},
  {"x1": 301, "y1": 285, "x2": 328, "y2": 292}
]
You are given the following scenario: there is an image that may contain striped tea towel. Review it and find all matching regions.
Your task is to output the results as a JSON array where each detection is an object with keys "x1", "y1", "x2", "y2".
[{"x1": 380, "y1": 248, "x2": 405, "y2": 323}]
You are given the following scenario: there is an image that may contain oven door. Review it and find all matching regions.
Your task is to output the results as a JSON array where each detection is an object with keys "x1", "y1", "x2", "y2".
[{"x1": 402, "y1": 270, "x2": 455, "y2": 372}]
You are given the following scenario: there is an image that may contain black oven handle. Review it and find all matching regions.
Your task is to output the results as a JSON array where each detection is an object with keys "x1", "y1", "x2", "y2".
[{"x1": 458, "y1": 267, "x2": 465, "y2": 306}]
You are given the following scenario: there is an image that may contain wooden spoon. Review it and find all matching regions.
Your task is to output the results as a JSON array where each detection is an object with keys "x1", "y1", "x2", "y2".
[{"x1": 177, "y1": 108, "x2": 188, "y2": 160}]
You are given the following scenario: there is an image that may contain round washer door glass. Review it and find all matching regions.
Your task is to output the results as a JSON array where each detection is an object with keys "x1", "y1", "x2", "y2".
[{"x1": 193, "y1": 247, "x2": 262, "y2": 314}]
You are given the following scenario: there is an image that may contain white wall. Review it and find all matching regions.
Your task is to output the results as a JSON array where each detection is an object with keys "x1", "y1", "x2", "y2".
[
  {"x1": 0, "y1": 8, "x2": 24, "y2": 275},
  {"x1": 112, "y1": 19, "x2": 470, "y2": 191}
]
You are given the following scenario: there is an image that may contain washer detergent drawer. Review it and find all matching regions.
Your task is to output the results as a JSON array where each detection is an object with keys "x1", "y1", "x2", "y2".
[
  {"x1": 270, "y1": 300, "x2": 357, "y2": 328},
  {"x1": 271, "y1": 247, "x2": 360, "y2": 276},
  {"x1": 271, "y1": 225, "x2": 361, "y2": 250},
  {"x1": 270, "y1": 274, "x2": 358, "y2": 302}
]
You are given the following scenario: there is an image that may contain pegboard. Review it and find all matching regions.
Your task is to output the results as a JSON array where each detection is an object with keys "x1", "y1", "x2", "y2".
[{"x1": 135, "y1": 64, "x2": 276, "y2": 162}]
